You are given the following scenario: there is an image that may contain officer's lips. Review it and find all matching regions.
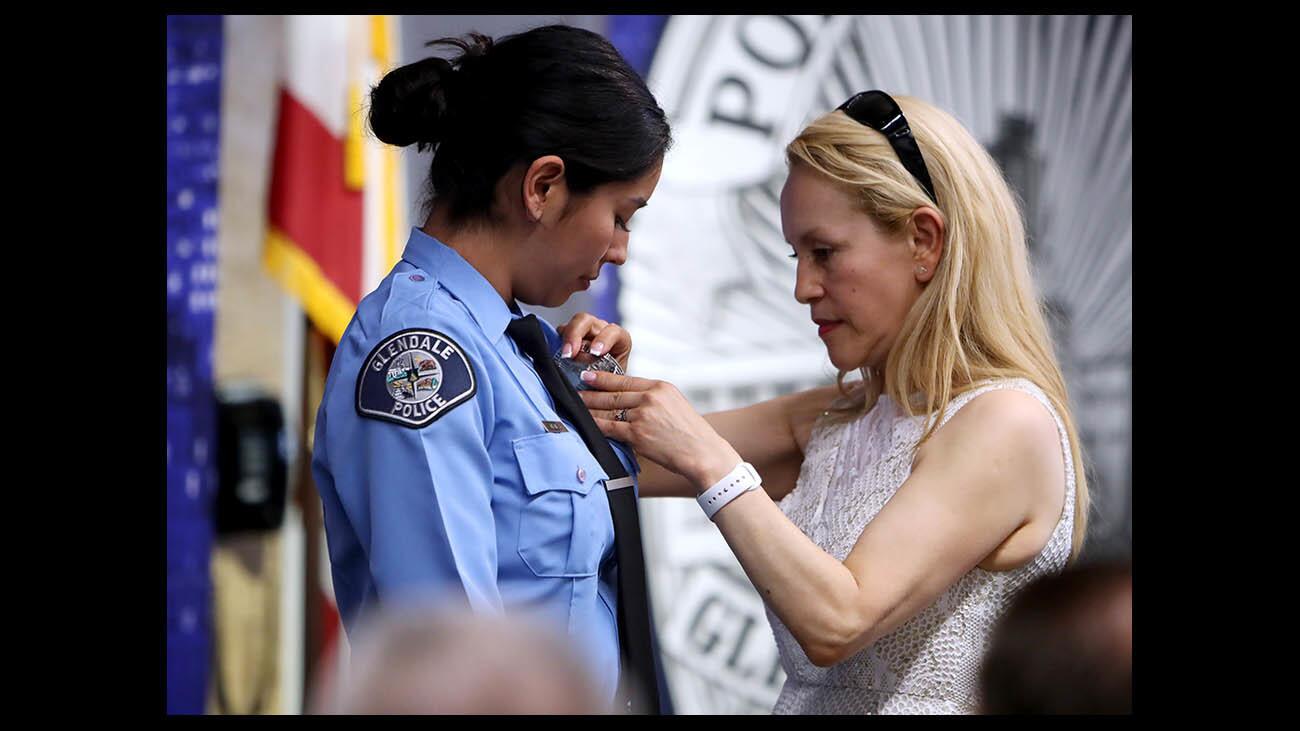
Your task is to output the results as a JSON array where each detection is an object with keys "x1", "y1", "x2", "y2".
[{"x1": 813, "y1": 318, "x2": 842, "y2": 336}]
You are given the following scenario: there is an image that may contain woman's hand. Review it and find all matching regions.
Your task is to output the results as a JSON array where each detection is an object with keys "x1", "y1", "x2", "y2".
[
  {"x1": 577, "y1": 370, "x2": 742, "y2": 491},
  {"x1": 556, "y1": 313, "x2": 632, "y2": 372}
]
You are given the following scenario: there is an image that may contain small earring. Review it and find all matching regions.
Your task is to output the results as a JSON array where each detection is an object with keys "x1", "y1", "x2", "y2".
[{"x1": 917, "y1": 266, "x2": 928, "y2": 274}]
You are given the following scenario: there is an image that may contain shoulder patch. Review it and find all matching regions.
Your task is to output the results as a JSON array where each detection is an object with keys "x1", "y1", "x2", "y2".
[{"x1": 355, "y1": 328, "x2": 477, "y2": 428}]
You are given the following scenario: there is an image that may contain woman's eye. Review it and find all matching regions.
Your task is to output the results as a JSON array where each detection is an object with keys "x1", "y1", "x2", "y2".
[
  {"x1": 615, "y1": 216, "x2": 631, "y2": 232},
  {"x1": 789, "y1": 247, "x2": 832, "y2": 261}
]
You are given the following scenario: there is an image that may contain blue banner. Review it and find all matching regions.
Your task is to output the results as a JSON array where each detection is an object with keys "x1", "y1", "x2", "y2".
[{"x1": 166, "y1": 14, "x2": 223, "y2": 715}]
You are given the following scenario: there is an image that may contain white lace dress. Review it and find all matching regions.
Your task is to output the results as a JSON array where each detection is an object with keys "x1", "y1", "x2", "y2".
[{"x1": 767, "y1": 378, "x2": 1076, "y2": 714}]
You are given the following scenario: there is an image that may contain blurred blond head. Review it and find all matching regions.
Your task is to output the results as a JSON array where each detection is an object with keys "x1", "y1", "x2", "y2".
[
  {"x1": 310, "y1": 606, "x2": 605, "y2": 715},
  {"x1": 786, "y1": 94, "x2": 1090, "y2": 562}
]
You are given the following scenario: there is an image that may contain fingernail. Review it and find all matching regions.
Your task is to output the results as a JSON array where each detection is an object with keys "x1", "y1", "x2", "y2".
[
  {"x1": 580, "y1": 370, "x2": 596, "y2": 383},
  {"x1": 561, "y1": 344, "x2": 573, "y2": 358},
  {"x1": 590, "y1": 342, "x2": 605, "y2": 356}
]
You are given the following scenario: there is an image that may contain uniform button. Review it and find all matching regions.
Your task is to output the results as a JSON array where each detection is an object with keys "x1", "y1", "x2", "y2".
[
  {"x1": 577, "y1": 467, "x2": 586, "y2": 483},
  {"x1": 410, "y1": 274, "x2": 425, "y2": 282}
]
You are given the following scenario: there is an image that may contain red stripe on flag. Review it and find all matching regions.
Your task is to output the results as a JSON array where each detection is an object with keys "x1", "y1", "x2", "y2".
[
  {"x1": 318, "y1": 587, "x2": 342, "y2": 664},
  {"x1": 267, "y1": 89, "x2": 364, "y2": 305}
]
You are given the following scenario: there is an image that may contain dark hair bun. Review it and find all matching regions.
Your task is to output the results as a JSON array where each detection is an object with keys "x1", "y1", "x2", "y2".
[
  {"x1": 368, "y1": 32, "x2": 495, "y2": 151},
  {"x1": 384, "y1": 25, "x2": 671, "y2": 226},
  {"x1": 368, "y1": 56, "x2": 457, "y2": 149},
  {"x1": 431, "y1": 31, "x2": 494, "y2": 65}
]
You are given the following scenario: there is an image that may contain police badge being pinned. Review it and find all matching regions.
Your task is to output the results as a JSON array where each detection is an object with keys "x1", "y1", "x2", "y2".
[{"x1": 356, "y1": 328, "x2": 476, "y2": 428}]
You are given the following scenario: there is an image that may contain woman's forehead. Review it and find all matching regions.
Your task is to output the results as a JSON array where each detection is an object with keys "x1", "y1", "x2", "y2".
[
  {"x1": 782, "y1": 174, "x2": 862, "y2": 239},
  {"x1": 782, "y1": 166, "x2": 856, "y2": 208}
]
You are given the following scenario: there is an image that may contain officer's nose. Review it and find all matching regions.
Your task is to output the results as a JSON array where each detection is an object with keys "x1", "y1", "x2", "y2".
[
  {"x1": 604, "y1": 239, "x2": 628, "y2": 267},
  {"x1": 793, "y1": 261, "x2": 823, "y2": 305}
]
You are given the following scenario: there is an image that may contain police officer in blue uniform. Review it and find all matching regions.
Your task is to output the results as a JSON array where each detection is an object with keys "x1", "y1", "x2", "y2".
[{"x1": 310, "y1": 26, "x2": 672, "y2": 713}]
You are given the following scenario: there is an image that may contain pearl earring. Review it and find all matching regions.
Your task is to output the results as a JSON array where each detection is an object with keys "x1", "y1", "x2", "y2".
[{"x1": 917, "y1": 266, "x2": 928, "y2": 274}]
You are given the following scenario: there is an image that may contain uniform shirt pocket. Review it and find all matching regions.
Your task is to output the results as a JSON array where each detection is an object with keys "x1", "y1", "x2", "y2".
[{"x1": 513, "y1": 431, "x2": 611, "y2": 578}]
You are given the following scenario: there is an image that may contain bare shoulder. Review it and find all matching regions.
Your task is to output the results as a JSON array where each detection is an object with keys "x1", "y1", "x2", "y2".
[
  {"x1": 844, "y1": 385, "x2": 1069, "y2": 596},
  {"x1": 915, "y1": 386, "x2": 1066, "y2": 507},
  {"x1": 950, "y1": 387, "x2": 1061, "y2": 445}
]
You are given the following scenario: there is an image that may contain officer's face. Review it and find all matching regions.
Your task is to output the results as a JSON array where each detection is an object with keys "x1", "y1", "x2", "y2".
[
  {"x1": 780, "y1": 163, "x2": 925, "y2": 372},
  {"x1": 524, "y1": 160, "x2": 663, "y2": 307}
]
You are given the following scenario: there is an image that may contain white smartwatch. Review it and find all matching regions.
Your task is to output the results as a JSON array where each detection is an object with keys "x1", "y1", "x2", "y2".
[{"x1": 697, "y1": 461, "x2": 762, "y2": 520}]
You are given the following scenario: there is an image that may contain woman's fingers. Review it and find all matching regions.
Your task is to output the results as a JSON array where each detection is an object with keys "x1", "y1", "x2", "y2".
[
  {"x1": 556, "y1": 313, "x2": 633, "y2": 370},
  {"x1": 557, "y1": 313, "x2": 608, "y2": 358},
  {"x1": 573, "y1": 319, "x2": 607, "y2": 358},
  {"x1": 577, "y1": 389, "x2": 646, "y2": 410},
  {"x1": 579, "y1": 369, "x2": 655, "y2": 392},
  {"x1": 586, "y1": 408, "x2": 632, "y2": 422},
  {"x1": 590, "y1": 414, "x2": 631, "y2": 441},
  {"x1": 587, "y1": 322, "x2": 628, "y2": 360}
]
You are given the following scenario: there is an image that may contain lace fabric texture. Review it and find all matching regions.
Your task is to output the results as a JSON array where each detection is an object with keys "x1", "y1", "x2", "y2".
[{"x1": 766, "y1": 378, "x2": 1076, "y2": 714}]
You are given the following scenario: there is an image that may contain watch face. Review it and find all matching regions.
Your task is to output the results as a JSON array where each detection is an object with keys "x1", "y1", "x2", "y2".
[{"x1": 553, "y1": 346, "x2": 624, "y2": 391}]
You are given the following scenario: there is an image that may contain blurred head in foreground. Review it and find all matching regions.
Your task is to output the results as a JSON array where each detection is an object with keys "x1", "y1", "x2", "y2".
[
  {"x1": 979, "y1": 559, "x2": 1132, "y2": 714},
  {"x1": 311, "y1": 606, "x2": 606, "y2": 714}
]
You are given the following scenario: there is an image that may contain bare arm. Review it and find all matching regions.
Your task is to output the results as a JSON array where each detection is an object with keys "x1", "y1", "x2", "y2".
[
  {"x1": 706, "y1": 389, "x2": 1066, "y2": 666},
  {"x1": 579, "y1": 371, "x2": 1065, "y2": 669},
  {"x1": 582, "y1": 369, "x2": 1066, "y2": 665},
  {"x1": 616, "y1": 384, "x2": 844, "y2": 500}
]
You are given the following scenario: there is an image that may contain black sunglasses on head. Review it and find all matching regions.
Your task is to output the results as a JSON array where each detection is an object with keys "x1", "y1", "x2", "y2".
[{"x1": 837, "y1": 90, "x2": 938, "y2": 204}]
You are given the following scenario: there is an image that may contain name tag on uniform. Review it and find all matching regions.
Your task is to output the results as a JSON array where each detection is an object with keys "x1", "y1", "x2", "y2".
[{"x1": 542, "y1": 420, "x2": 568, "y2": 433}]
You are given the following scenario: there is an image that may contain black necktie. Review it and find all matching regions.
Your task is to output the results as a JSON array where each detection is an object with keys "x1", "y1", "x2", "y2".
[{"x1": 506, "y1": 314, "x2": 661, "y2": 715}]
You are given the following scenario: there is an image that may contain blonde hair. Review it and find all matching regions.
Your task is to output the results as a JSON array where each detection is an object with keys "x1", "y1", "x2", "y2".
[{"x1": 786, "y1": 95, "x2": 1090, "y2": 562}]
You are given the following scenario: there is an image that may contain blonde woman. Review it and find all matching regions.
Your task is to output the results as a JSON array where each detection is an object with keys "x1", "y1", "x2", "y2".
[{"x1": 564, "y1": 90, "x2": 1091, "y2": 714}]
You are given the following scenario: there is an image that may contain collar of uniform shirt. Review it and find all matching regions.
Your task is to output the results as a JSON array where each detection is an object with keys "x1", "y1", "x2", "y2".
[{"x1": 400, "y1": 227, "x2": 514, "y2": 343}]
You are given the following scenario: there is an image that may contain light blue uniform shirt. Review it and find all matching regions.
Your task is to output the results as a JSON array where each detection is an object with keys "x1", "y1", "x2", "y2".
[{"x1": 311, "y1": 228, "x2": 638, "y2": 702}]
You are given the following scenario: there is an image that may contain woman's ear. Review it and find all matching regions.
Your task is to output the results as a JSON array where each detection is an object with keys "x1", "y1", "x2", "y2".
[
  {"x1": 521, "y1": 155, "x2": 567, "y2": 225},
  {"x1": 910, "y1": 206, "x2": 945, "y2": 283}
]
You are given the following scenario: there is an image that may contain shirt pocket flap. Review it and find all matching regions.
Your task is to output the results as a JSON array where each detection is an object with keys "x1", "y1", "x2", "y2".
[{"x1": 512, "y1": 431, "x2": 608, "y2": 496}]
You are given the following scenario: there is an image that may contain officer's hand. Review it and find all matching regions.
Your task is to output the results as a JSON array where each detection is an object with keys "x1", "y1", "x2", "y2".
[
  {"x1": 578, "y1": 370, "x2": 742, "y2": 491},
  {"x1": 557, "y1": 313, "x2": 632, "y2": 372}
]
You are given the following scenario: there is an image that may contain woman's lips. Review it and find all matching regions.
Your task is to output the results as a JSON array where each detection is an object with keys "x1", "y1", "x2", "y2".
[{"x1": 814, "y1": 319, "x2": 841, "y2": 336}]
